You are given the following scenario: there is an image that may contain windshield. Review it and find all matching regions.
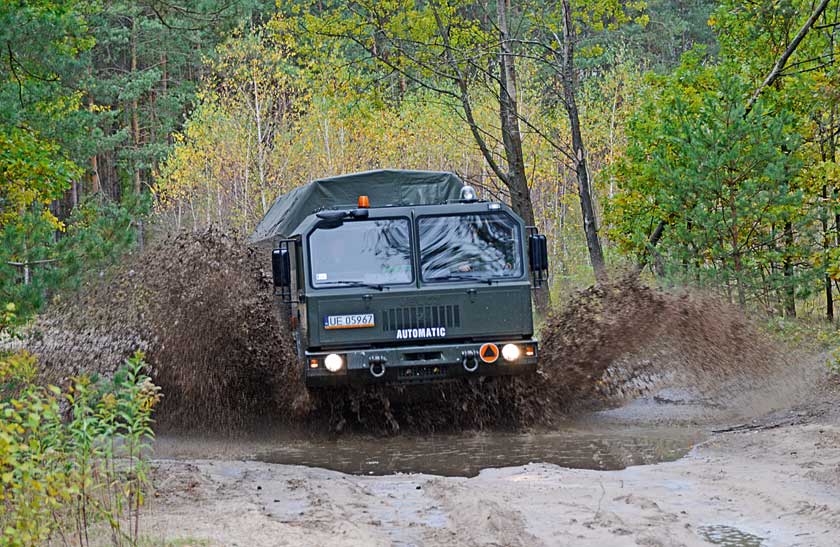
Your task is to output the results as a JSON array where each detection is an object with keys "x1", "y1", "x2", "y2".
[
  {"x1": 309, "y1": 218, "x2": 413, "y2": 287},
  {"x1": 418, "y1": 212, "x2": 523, "y2": 282}
]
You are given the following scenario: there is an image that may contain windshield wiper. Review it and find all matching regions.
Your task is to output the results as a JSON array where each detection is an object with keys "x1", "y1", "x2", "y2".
[
  {"x1": 320, "y1": 280, "x2": 386, "y2": 291},
  {"x1": 431, "y1": 274, "x2": 495, "y2": 285}
]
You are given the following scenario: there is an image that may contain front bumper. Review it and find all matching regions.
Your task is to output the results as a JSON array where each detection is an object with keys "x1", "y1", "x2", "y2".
[{"x1": 304, "y1": 339, "x2": 538, "y2": 387}]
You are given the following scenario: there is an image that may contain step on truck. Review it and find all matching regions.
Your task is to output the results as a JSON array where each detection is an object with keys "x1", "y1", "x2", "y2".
[{"x1": 249, "y1": 170, "x2": 548, "y2": 387}]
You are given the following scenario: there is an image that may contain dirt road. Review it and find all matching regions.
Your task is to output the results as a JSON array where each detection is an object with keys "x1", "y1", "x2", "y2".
[{"x1": 143, "y1": 396, "x2": 839, "y2": 547}]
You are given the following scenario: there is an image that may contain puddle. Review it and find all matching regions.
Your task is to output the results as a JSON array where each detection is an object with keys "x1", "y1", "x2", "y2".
[
  {"x1": 698, "y1": 524, "x2": 765, "y2": 546},
  {"x1": 155, "y1": 425, "x2": 703, "y2": 477}
]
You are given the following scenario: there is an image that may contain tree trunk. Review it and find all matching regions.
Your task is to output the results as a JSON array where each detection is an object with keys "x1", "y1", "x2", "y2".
[
  {"x1": 89, "y1": 154, "x2": 101, "y2": 194},
  {"x1": 732, "y1": 252, "x2": 747, "y2": 308},
  {"x1": 131, "y1": 14, "x2": 143, "y2": 250},
  {"x1": 823, "y1": 181, "x2": 834, "y2": 321},
  {"x1": 560, "y1": 0, "x2": 606, "y2": 281},
  {"x1": 253, "y1": 72, "x2": 268, "y2": 214},
  {"x1": 496, "y1": 0, "x2": 533, "y2": 227},
  {"x1": 784, "y1": 221, "x2": 796, "y2": 317},
  {"x1": 832, "y1": 38, "x2": 840, "y2": 323},
  {"x1": 430, "y1": 1, "x2": 549, "y2": 309},
  {"x1": 431, "y1": 1, "x2": 538, "y2": 226},
  {"x1": 131, "y1": 15, "x2": 141, "y2": 196},
  {"x1": 161, "y1": 51, "x2": 168, "y2": 134},
  {"x1": 87, "y1": 66, "x2": 101, "y2": 194},
  {"x1": 826, "y1": 98, "x2": 837, "y2": 321},
  {"x1": 728, "y1": 193, "x2": 746, "y2": 307},
  {"x1": 497, "y1": 0, "x2": 549, "y2": 313},
  {"x1": 836, "y1": 185, "x2": 840, "y2": 281}
]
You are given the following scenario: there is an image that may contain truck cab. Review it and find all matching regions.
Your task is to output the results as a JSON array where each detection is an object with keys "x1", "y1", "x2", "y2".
[{"x1": 250, "y1": 170, "x2": 547, "y2": 387}]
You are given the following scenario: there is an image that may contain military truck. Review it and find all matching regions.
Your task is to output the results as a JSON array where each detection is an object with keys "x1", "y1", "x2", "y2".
[{"x1": 249, "y1": 170, "x2": 548, "y2": 387}]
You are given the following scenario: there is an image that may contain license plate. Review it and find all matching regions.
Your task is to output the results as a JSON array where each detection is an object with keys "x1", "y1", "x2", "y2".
[{"x1": 323, "y1": 314, "x2": 375, "y2": 330}]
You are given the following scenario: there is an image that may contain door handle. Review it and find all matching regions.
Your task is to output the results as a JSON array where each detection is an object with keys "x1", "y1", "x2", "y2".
[{"x1": 466, "y1": 288, "x2": 477, "y2": 295}]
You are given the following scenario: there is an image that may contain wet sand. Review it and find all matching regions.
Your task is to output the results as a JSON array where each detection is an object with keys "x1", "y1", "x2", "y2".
[
  {"x1": 145, "y1": 417, "x2": 839, "y2": 546},
  {"x1": 142, "y1": 380, "x2": 840, "y2": 546}
]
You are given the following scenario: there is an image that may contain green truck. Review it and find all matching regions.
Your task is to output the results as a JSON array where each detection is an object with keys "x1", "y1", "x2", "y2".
[{"x1": 249, "y1": 170, "x2": 548, "y2": 387}]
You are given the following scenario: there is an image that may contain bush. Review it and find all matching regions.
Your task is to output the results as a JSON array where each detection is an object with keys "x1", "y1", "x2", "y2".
[
  {"x1": 0, "y1": 198, "x2": 138, "y2": 321},
  {"x1": 0, "y1": 325, "x2": 161, "y2": 546}
]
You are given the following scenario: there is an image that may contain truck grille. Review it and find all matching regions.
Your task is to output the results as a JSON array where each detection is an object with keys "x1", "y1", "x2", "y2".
[{"x1": 382, "y1": 305, "x2": 460, "y2": 331}]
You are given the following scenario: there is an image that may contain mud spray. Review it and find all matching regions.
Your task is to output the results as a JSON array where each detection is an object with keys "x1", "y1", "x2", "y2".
[{"x1": 25, "y1": 230, "x2": 808, "y2": 434}]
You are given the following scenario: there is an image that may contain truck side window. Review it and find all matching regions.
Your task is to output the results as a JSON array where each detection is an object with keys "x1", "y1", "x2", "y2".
[
  {"x1": 418, "y1": 212, "x2": 522, "y2": 282},
  {"x1": 309, "y1": 218, "x2": 413, "y2": 287}
]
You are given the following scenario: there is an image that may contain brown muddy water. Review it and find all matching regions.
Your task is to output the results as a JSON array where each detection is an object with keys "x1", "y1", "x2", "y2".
[{"x1": 153, "y1": 421, "x2": 704, "y2": 478}]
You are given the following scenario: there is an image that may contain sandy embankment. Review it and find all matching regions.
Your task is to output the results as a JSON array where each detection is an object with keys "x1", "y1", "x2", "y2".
[{"x1": 144, "y1": 410, "x2": 840, "y2": 547}]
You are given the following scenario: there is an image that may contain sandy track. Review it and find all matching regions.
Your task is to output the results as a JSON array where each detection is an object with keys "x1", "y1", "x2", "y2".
[{"x1": 144, "y1": 415, "x2": 840, "y2": 547}]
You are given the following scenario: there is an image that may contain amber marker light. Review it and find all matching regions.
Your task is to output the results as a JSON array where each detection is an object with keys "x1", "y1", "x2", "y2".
[
  {"x1": 525, "y1": 346, "x2": 535, "y2": 357},
  {"x1": 358, "y1": 195, "x2": 370, "y2": 208},
  {"x1": 309, "y1": 359, "x2": 319, "y2": 368}
]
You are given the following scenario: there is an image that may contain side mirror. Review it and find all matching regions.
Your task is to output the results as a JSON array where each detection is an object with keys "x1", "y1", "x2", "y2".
[
  {"x1": 272, "y1": 248, "x2": 291, "y2": 287},
  {"x1": 528, "y1": 234, "x2": 548, "y2": 273}
]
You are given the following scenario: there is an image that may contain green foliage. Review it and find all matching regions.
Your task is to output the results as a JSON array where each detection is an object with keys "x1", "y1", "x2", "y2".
[
  {"x1": 827, "y1": 348, "x2": 840, "y2": 375},
  {"x1": 0, "y1": 1, "x2": 89, "y2": 316},
  {"x1": 55, "y1": 198, "x2": 139, "y2": 286},
  {"x1": 0, "y1": 199, "x2": 137, "y2": 319},
  {"x1": 84, "y1": 1, "x2": 276, "y2": 194},
  {"x1": 2, "y1": 301, "x2": 19, "y2": 334},
  {"x1": 609, "y1": 56, "x2": 812, "y2": 305},
  {"x1": 0, "y1": 2, "x2": 285, "y2": 323},
  {"x1": 0, "y1": 1, "x2": 122, "y2": 322},
  {"x1": 766, "y1": 315, "x2": 839, "y2": 348},
  {"x1": 598, "y1": 0, "x2": 718, "y2": 71},
  {"x1": 0, "y1": 0, "x2": 92, "y2": 137},
  {"x1": 5, "y1": 0, "x2": 839, "y2": 317},
  {"x1": 0, "y1": 350, "x2": 38, "y2": 401},
  {"x1": 763, "y1": 315, "x2": 840, "y2": 374},
  {"x1": 606, "y1": 0, "x2": 840, "y2": 314},
  {"x1": 0, "y1": 0, "x2": 92, "y2": 231},
  {"x1": 0, "y1": 127, "x2": 80, "y2": 230},
  {"x1": 0, "y1": 350, "x2": 161, "y2": 546}
]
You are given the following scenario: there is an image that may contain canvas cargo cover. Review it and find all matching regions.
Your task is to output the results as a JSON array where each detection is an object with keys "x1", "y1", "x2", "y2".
[{"x1": 249, "y1": 169, "x2": 465, "y2": 245}]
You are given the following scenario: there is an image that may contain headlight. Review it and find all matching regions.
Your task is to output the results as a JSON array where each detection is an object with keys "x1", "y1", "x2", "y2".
[
  {"x1": 324, "y1": 353, "x2": 344, "y2": 372},
  {"x1": 501, "y1": 344, "x2": 521, "y2": 362}
]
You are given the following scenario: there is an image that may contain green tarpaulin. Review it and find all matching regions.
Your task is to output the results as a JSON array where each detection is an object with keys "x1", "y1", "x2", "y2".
[{"x1": 249, "y1": 169, "x2": 465, "y2": 245}]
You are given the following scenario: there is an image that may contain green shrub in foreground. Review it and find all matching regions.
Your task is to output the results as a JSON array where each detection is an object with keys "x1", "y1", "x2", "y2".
[{"x1": 0, "y1": 336, "x2": 161, "y2": 546}]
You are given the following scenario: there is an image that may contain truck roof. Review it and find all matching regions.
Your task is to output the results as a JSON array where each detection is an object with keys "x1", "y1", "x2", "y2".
[{"x1": 249, "y1": 169, "x2": 466, "y2": 245}]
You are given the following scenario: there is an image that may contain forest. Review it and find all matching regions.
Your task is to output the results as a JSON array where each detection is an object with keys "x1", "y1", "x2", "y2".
[
  {"x1": 4, "y1": 2, "x2": 840, "y2": 544},
  {"x1": 2, "y1": 0, "x2": 839, "y2": 319}
]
